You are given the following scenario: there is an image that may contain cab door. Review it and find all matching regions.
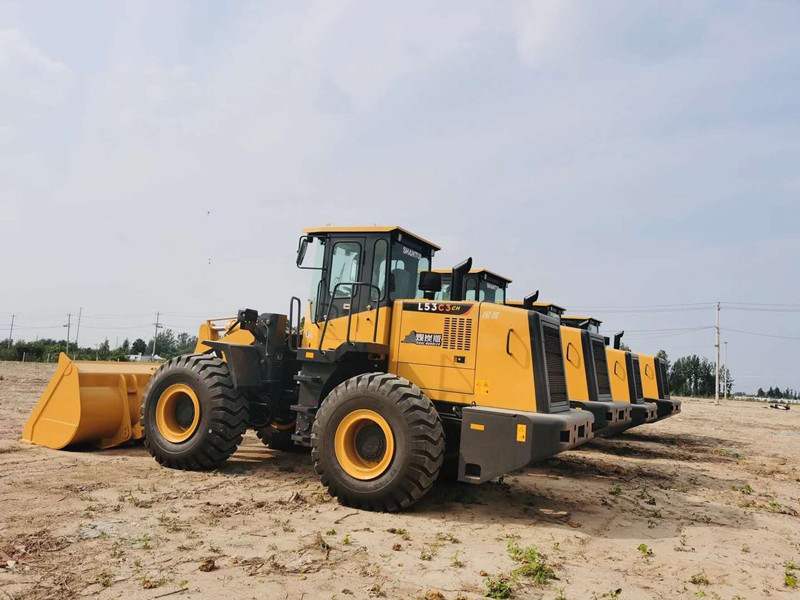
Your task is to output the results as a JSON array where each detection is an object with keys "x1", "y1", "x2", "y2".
[{"x1": 318, "y1": 237, "x2": 367, "y2": 346}]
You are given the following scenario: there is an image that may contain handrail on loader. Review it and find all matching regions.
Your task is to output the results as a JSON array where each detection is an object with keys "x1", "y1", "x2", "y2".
[{"x1": 318, "y1": 281, "x2": 382, "y2": 350}]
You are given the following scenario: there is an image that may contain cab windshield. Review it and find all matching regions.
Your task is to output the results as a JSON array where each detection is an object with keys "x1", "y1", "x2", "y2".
[{"x1": 390, "y1": 243, "x2": 430, "y2": 300}]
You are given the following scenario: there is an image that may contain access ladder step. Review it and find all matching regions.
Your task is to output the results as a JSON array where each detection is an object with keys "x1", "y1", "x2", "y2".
[{"x1": 294, "y1": 373, "x2": 322, "y2": 384}]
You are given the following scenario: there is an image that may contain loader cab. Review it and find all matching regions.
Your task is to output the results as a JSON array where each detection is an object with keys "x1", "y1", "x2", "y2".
[
  {"x1": 561, "y1": 315, "x2": 602, "y2": 334},
  {"x1": 506, "y1": 302, "x2": 566, "y2": 320},
  {"x1": 433, "y1": 269, "x2": 510, "y2": 304},
  {"x1": 297, "y1": 226, "x2": 440, "y2": 350}
]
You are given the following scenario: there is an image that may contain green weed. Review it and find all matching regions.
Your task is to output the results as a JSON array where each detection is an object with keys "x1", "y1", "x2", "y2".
[
  {"x1": 485, "y1": 574, "x2": 515, "y2": 599},
  {"x1": 507, "y1": 539, "x2": 557, "y2": 584}
]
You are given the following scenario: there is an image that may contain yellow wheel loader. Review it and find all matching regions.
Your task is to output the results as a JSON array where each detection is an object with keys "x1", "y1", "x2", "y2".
[
  {"x1": 557, "y1": 315, "x2": 633, "y2": 436},
  {"x1": 439, "y1": 271, "x2": 631, "y2": 437},
  {"x1": 605, "y1": 345, "x2": 659, "y2": 426},
  {"x1": 25, "y1": 226, "x2": 593, "y2": 512},
  {"x1": 631, "y1": 352, "x2": 681, "y2": 419}
]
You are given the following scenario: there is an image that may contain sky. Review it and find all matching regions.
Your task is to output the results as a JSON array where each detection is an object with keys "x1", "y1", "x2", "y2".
[{"x1": 1, "y1": 0, "x2": 798, "y2": 393}]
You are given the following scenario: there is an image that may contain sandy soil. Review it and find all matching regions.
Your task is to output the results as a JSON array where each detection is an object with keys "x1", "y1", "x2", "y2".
[{"x1": 0, "y1": 361, "x2": 798, "y2": 600}]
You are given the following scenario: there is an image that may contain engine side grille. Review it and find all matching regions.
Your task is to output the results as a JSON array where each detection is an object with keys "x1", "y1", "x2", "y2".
[
  {"x1": 442, "y1": 317, "x2": 472, "y2": 351},
  {"x1": 592, "y1": 339, "x2": 611, "y2": 395},
  {"x1": 659, "y1": 360, "x2": 671, "y2": 398},
  {"x1": 542, "y1": 323, "x2": 569, "y2": 412},
  {"x1": 632, "y1": 356, "x2": 644, "y2": 400}
]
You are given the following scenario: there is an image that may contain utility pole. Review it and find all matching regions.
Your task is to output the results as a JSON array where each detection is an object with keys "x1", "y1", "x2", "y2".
[
  {"x1": 7, "y1": 314, "x2": 13, "y2": 348},
  {"x1": 64, "y1": 313, "x2": 72, "y2": 355},
  {"x1": 715, "y1": 302, "x2": 720, "y2": 406},
  {"x1": 152, "y1": 312, "x2": 162, "y2": 358},
  {"x1": 75, "y1": 307, "x2": 82, "y2": 348},
  {"x1": 724, "y1": 341, "x2": 729, "y2": 401}
]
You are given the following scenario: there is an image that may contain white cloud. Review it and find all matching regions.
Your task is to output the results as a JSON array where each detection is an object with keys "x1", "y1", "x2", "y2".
[{"x1": 0, "y1": 29, "x2": 74, "y2": 105}]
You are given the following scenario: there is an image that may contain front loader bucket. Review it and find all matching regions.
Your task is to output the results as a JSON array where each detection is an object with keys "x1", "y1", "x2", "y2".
[{"x1": 21, "y1": 353, "x2": 159, "y2": 450}]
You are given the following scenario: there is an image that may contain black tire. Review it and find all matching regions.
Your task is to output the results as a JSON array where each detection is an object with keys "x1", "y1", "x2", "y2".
[
  {"x1": 141, "y1": 354, "x2": 248, "y2": 470},
  {"x1": 311, "y1": 373, "x2": 444, "y2": 511}
]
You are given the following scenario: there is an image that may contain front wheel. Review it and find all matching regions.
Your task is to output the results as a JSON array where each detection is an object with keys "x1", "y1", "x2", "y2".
[
  {"x1": 311, "y1": 373, "x2": 444, "y2": 511},
  {"x1": 141, "y1": 354, "x2": 248, "y2": 470}
]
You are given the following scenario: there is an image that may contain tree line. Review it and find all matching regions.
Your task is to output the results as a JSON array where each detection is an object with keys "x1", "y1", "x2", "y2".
[
  {"x1": 657, "y1": 351, "x2": 733, "y2": 397},
  {"x1": 0, "y1": 329, "x2": 197, "y2": 362},
  {"x1": 756, "y1": 387, "x2": 799, "y2": 400}
]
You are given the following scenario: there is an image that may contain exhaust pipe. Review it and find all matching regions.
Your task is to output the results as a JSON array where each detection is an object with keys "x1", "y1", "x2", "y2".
[
  {"x1": 523, "y1": 290, "x2": 540, "y2": 309},
  {"x1": 450, "y1": 257, "x2": 472, "y2": 301},
  {"x1": 613, "y1": 331, "x2": 625, "y2": 350}
]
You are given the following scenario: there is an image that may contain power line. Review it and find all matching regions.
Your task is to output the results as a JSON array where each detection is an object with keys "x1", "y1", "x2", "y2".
[
  {"x1": 570, "y1": 302, "x2": 715, "y2": 309},
  {"x1": 721, "y1": 307, "x2": 800, "y2": 313},
  {"x1": 570, "y1": 306, "x2": 715, "y2": 314},
  {"x1": 721, "y1": 327, "x2": 800, "y2": 341},
  {"x1": 723, "y1": 302, "x2": 800, "y2": 307},
  {"x1": 623, "y1": 326, "x2": 714, "y2": 333}
]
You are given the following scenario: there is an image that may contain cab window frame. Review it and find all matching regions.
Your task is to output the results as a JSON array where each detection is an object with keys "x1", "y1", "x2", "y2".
[
  {"x1": 328, "y1": 240, "x2": 363, "y2": 299},
  {"x1": 388, "y1": 238, "x2": 432, "y2": 301}
]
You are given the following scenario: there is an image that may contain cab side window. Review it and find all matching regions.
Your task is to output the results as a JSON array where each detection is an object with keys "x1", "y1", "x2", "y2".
[
  {"x1": 434, "y1": 280, "x2": 452, "y2": 301},
  {"x1": 389, "y1": 243, "x2": 430, "y2": 300},
  {"x1": 370, "y1": 239, "x2": 388, "y2": 302},
  {"x1": 464, "y1": 276, "x2": 478, "y2": 301},
  {"x1": 329, "y1": 242, "x2": 361, "y2": 298}
]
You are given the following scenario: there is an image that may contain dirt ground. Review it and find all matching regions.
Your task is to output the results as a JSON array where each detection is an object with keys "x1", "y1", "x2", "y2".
[{"x1": 1, "y1": 362, "x2": 798, "y2": 600}]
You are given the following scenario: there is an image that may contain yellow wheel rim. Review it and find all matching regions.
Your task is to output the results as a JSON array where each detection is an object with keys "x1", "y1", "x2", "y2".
[
  {"x1": 334, "y1": 409, "x2": 395, "y2": 480},
  {"x1": 155, "y1": 383, "x2": 200, "y2": 443}
]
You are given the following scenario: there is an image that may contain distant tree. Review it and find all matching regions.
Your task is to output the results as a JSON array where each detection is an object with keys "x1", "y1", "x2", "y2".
[
  {"x1": 719, "y1": 365, "x2": 733, "y2": 395},
  {"x1": 149, "y1": 329, "x2": 177, "y2": 357},
  {"x1": 98, "y1": 339, "x2": 111, "y2": 360},
  {"x1": 173, "y1": 331, "x2": 198, "y2": 357},
  {"x1": 131, "y1": 338, "x2": 147, "y2": 355},
  {"x1": 757, "y1": 387, "x2": 765, "y2": 397},
  {"x1": 656, "y1": 349, "x2": 670, "y2": 372},
  {"x1": 669, "y1": 354, "x2": 721, "y2": 397},
  {"x1": 121, "y1": 338, "x2": 130, "y2": 352}
]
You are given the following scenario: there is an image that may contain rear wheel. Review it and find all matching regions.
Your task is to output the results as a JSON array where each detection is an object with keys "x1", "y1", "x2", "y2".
[
  {"x1": 141, "y1": 354, "x2": 248, "y2": 470},
  {"x1": 312, "y1": 373, "x2": 444, "y2": 511}
]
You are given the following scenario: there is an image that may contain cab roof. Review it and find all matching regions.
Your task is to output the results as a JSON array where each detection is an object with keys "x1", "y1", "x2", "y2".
[
  {"x1": 536, "y1": 302, "x2": 567, "y2": 312},
  {"x1": 505, "y1": 301, "x2": 566, "y2": 311},
  {"x1": 431, "y1": 268, "x2": 512, "y2": 283},
  {"x1": 302, "y1": 226, "x2": 440, "y2": 251},
  {"x1": 562, "y1": 315, "x2": 603, "y2": 326}
]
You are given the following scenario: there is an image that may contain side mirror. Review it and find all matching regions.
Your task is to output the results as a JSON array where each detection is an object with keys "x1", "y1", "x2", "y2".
[
  {"x1": 418, "y1": 271, "x2": 442, "y2": 293},
  {"x1": 296, "y1": 236, "x2": 309, "y2": 267}
]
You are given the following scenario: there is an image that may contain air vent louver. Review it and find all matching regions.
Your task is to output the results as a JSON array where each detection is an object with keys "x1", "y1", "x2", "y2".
[
  {"x1": 442, "y1": 317, "x2": 472, "y2": 351},
  {"x1": 542, "y1": 324, "x2": 568, "y2": 412},
  {"x1": 592, "y1": 339, "x2": 611, "y2": 395},
  {"x1": 632, "y1": 356, "x2": 644, "y2": 400}
]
